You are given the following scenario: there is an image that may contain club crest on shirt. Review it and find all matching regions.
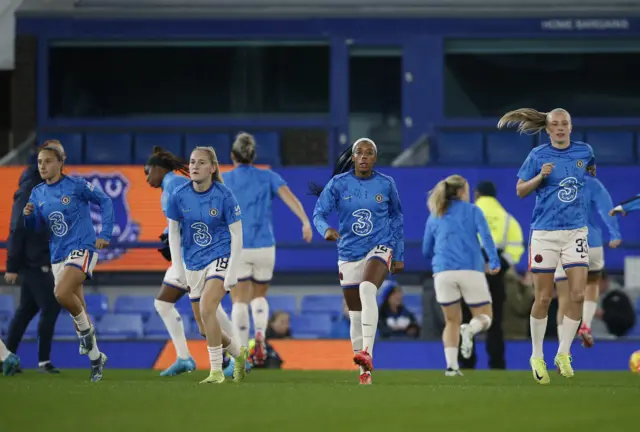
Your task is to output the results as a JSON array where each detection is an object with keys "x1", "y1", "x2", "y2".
[
  {"x1": 375, "y1": 193, "x2": 384, "y2": 203},
  {"x1": 210, "y1": 208, "x2": 219, "y2": 217},
  {"x1": 576, "y1": 160, "x2": 584, "y2": 168},
  {"x1": 61, "y1": 196, "x2": 71, "y2": 205},
  {"x1": 70, "y1": 171, "x2": 140, "y2": 263}
]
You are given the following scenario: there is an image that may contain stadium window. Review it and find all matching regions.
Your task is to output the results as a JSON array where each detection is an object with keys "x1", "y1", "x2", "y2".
[
  {"x1": 48, "y1": 42, "x2": 330, "y2": 117},
  {"x1": 444, "y1": 38, "x2": 640, "y2": 118}
]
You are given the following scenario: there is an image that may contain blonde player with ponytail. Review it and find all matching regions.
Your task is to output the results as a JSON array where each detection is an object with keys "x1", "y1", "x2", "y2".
[{"x1": 422, "y1": 175, "x2": 500, "y2": 376}]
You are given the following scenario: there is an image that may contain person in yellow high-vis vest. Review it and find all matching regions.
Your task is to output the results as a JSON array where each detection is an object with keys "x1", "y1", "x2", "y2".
[{"x1": 458, "y1": 181, "x2": 524, "y2": 370}]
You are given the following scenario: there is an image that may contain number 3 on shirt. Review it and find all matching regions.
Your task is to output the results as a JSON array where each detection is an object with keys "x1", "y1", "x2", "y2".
[
  {"x1": 558, "y1": 177, "x2": 578, "y2": 203},
  {"x1": 352, "y1": 209, "x2": 373, "y2": 236},
  {"x1": 48, "y1": 211, "x2": 69, "y2": 237},
  {"x1": 191, "y1": 222, "x2": 213, "y2": 247}
]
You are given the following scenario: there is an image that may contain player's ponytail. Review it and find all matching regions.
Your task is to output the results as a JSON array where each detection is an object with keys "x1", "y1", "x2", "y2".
[
  {"x1": 497, "y1": 108, "x2": 549, "y2": 135},
  {"x1": 428, "y1": 174, "x2": 467, "y2": 218},
  {"x1": 148, "y1": 146, "x2": 189, "y2": 176},
  {"x1": 231, "y1": 132, "x2": 257, "y2": 164},
  {"x1": 195, "y1": 146, "x2": 224, "y2": 184},
  {"x1": 308, "y1": 146, "x2": 355, "y2": 196}
]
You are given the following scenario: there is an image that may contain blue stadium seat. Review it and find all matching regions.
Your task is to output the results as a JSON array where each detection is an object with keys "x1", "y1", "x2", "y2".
[
  {"x1": 84, "y1": 293, "x2": 109, "y2": 319},
  {"x1": 267, "y1": 295, "x2": 297, "y2": 315},
  {"x1": 184, "y1": 133, "x2": 232, "y2": 164},
  {"x1": 0, "y1": 295, "x2": 14, "y2": 321},
  {"x1": 145, "y1": 313, "x2": 192, "y2": 338},
  {"x1": 85, "y1": 133, "x2": 133, "y2": 164},
  {"x1": 113, "y1": 296, "x2": 155, "y2": 320},
  {"x1": 97, "y1": 313, "x2": 144, "y2": 339},
  {"x1": 290, "y1": 313, "x2": 333, "y2": 338},
  {"x1": 221, "y1": 294, "x2": 232, "y2": 313},
  {"x1": 134, "y1": 133, "x2": 183, "y2": 165},
  {"x1": 252, "y1": 132, "x2": 281, "y2": 166},
  {"x1": 434, "y1": 132, "x2": 484, "y2": 165},
  {"x1": 403, "y1": 294, "x2": 423, "y2": 315},
  {"x1": 38, "y1": 132, "x2": 84, "y2": 165},
  {"x1": 585, "y1": 131, "x2": 635, "y2": 165},
  {"x1": 175, "y1": 295, "x2": 193, "y2": 316},
  {"x1": 301, "y1": 295, "x2": 344, "y2": 317},
  {"x1": 55, "y1": 314, "x2": 85, "y2": 338},
  {"x1": 486, "y1": 132, "x2": 533, "y2": 165}
]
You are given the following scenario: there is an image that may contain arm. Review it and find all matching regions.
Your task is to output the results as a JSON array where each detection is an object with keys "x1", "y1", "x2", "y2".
[
  {"x1": 516, "y1": 152, "x2": 542, "y2": 198},
  {"x1": 168, "y1": 219, "x2": 185, "y2": 280},
  {"x1": 388, "y1": 178, "x2": 404, "y2": 263},
  {"x1": 612, "y1": 194, "x2": 640, "y2": 215},
  {"x1": 312, "y1": 178, "x2": 337, "y2": 237},
  {"x1": 6, "y1": 185, "x2": 33, "y2": 273},
  {"x1": 586, "y1": 145, "x2": 597, "y2": 176},
  {"x1": 421, "y1": 216, "x2": 435, "y2": 260},
  {"x1": 592, "y1": 180, "x2": 621, "y2": 241},
  {"x1": 475, "y1": 206, "x2": 501, "y2": 270},
  {"x1": 277, "y1": 185, "x2": 310, "y2": 226},
  {"x1": 23, "y1": 189, "x2": 42, "y2": 231},
  {"x1": 81, "y1": 180, "x2": 114, "y2": 242},
  {"x1": 223, "y1": 190, "x2": 243, "y2": 288}
]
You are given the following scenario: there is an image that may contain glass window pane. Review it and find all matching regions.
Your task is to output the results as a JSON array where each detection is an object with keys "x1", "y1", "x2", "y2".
[
  {"x1": 445, "y1": 52, "x2": 640, "y2": 117},
  {"x1": 49, "y1": 44, "x2": 330, "y2": 117}
]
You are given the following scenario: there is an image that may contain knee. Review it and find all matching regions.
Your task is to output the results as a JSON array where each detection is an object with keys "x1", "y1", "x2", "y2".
[
  {"x1": 569, "y1": 290, "x2": 585, "y2": 303},
  {"x1": 53, "y1": 286, "x2": 66, "y2": 302},
  {"x1": 534, "y1": 294, "x2": 553, "y2": 307},
  {"x1": 359, "y1": 281, "x2": 377, "y2": 300},
  {"x1": 444, "y1": 314, "x2": 461, "y2": 326}
]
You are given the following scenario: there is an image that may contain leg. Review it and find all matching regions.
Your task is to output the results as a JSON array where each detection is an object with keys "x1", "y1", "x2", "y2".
[
  {"x1": 441, "y1": 303, "x2": 464, "y2": 375},
  {"x1": 484, "y1": 271, "x2": 505, "y2": 369},
  {"x1": 5, "y1": 274, "x2": 39, "y2": 356},
  {"x1": 30, "y1": 269, "x2": 61, "y2": 369},
  {"x1": 556, "y1": 265, "x2": 587, "y2": 370},
  {"x1": 155, "y1": 283, "x2": 195, "y2": 377},
  {"x1": 459, "y1": 271, "x2": 494, "y2": 363},
  {"x1": 191, "y1": 301, "x2": 205, "y2": 336},
  {"x1": 231, "y1": 280, "x2": 252, "y2": 347},
  {"x1": 555, "y1": 279, "x2": 570, "y2": 343},
  {"x1": 457, "y1": 302, "x2": 476, "y2": 369},
  {"x1": 577, "y1": 271, "x2": 600, "y2": 347},
  {"x1": 529, "y1": 272, "x2": 555, "y2": 385},
  {"x1": 343, "y1": 287, "x2": 370, "y2": 384},
  {"x1": 250, "y1": 282, "x2": 270, "y2": 364},
  {"x1": 358, "y1": 253, "x2": 391, "y2": 359}
]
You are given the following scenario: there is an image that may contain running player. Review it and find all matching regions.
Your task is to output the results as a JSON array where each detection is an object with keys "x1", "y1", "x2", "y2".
[
  {"x1": 422, "y1": 175, "x2": 500, "y2": 376},
  {"x1": 223, "y1": 132, "x2": 313, "y2": 362},
  {"x1": 24, "y1": 144, "x2": 114, "y2": 382},
  {"x1": 311, "y1": 138, "x2": 404, "y2": 385},
  {"x1": 166, "y1": 146, "x2": 249, "y2": 384},
  {"x1": 499, "y1": 107, "x2": 596, "y2": 384},
  {"x1": 610, "y1": 194, "x2": 640, "y2": 215},
  {"x1": 144, "y1": 146, "x2": 197, "y2": 376},
  {"x1": 0, "y1": 339, "x2": 20, "y2": 376},
  {"x1": 555, "y1": 176, "x2": 621, "y2": 348}
]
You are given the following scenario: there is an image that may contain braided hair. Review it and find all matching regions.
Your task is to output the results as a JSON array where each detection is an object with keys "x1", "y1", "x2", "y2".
[
  {"x1": 146, "y1": 146, "x2": 189, "y2": 176},
  {"x1": 308, "y1": 145, "x2": 355, "y2": 196}
]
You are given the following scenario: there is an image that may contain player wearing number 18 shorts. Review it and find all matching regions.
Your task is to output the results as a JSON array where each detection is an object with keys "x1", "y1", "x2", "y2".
[
  {"x1": 25, "y1": 144, "x2": 114, "y2": 382},
  {"x1": 499, "y1": 107, "x2": 596, "y2": 384},
  {"x1": 311, "y1": 138, "x2": 404, "y2": 385}
]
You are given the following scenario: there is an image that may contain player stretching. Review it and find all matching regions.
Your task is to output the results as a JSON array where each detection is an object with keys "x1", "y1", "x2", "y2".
[
  {"x1": 555, "y1": 176, "x2": 621, "y2": 349},
  {"x1": 500, "y1": 108, "x2": 596, "y2": 384},
  {"x1": 0, "y1": 339, "x2": 20, "y2": 376},
  {"x1": 610, "y1": 194, "x2": 640, "y2": 216},
  {"x1": 223, "y1": 133, "x2": 312, "y2": 361},
  {"x1": 422, "y1": 175, "x2": 500, "y2": 376},
  {"x1": 167, "y1": 146, "x2": 249, "y2": 384},
  {"x1": 311, "y1": 138, "x2": 404, "y2": 385},
  {"x1": 145, "y1": 146, "x2": 197, "y2": 376},
  {"x1": 24, "y1": 144, "x2": 114, "y2": 382}
]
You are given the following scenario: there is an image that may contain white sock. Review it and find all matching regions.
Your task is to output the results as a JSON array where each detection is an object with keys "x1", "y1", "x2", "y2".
[
  {"x1": 557, "y1": 324, "x2": 563, "y2": 343},
  {"x1": 38, "y1": 361, "x2": 50, "y2": 367},
  {"x1": 0, "y1": 339, "x2": 10, "y2": 361},
  {"x1": 223, "y1": 331, "x2": 241, "y2": 358},
  {"x1": 216, "y1": 305, "x2": 240, "y2": 343},
  {"x1": 154, "y1": 299, "x2": 191, "y2": 360},
  {"x1": 250, "y1": 297, "x2": 269, "y2": 339},
  {"x1": 530, "y1": 316, "x2": 548, "y2": 359},
  {"x1": 231, "y1": 302, "x2": 250, "y2": 347},
  {"x1": 349, "y1": 310, "x2": 364, "y2": 373},
  {"x1": 444, "y1": 347, "x2": 459, "y2": 370},
  {"x1": 469, "y1": 314, "x2": 492, "y2": 335},
  {"x1": 359, "y1": 281, "x2": 378, "y2": 356},
  {"x1": 207, "y1": 345, "x2": 223, "y2": 372},
  {"x1": 558, "y1": 317, "x2": 580, "y2": 355},
  {"x1": 583, "y1": 301, "x2": 597, "y2": 328},
  {"x1": 72, "y1": 310, "x2": 91, "y2": 331}
]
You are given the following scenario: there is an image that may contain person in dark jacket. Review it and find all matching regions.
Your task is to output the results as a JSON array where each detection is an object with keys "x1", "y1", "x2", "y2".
[
  {"x1": 378, "y1": 280, "x2": 420, "y2": 339},
  {"x1": 3, "y1": 158, "x2": 61, "y2": 373}
]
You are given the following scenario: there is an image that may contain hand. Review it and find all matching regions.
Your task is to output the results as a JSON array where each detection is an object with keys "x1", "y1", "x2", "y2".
[
  {"x1": 609, "y1": 239, "x2": 622, "y2": 248},
  {"x1": 390, "y1": 261, "x2": 404, "y2": 274},
  {"x1": 4, "y1": 272, "x2": 18, "y2": 284},
  {"x1": 485, "y1": 263, "x2": 501, "y2": 275},
  {"x1": 609, "y1": 207, "x2": 626, "y2": 217},
  {"x1": 23, "y1": 202, "x2": 34, "y2": 216},
  {"x1": 324, "y1": 228, "x2": 340, "y2": 241},
  {"x1": 302, "y1": 222, "x2": 313, "y2": 243},
  {"x1": 540, "y1": 163, "x2": 554, "y2": 178},
  {"x1": 224, "y1": 274, "x2": 238, "y2": 290},
  {"x1": 95, "y1": 239, "x2": 110, "y2": 249}
]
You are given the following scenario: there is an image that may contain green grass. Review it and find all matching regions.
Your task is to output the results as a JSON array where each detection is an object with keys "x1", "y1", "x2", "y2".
[{"x1": 0, "y1": 370, "x2": 638, "y2": 431}]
